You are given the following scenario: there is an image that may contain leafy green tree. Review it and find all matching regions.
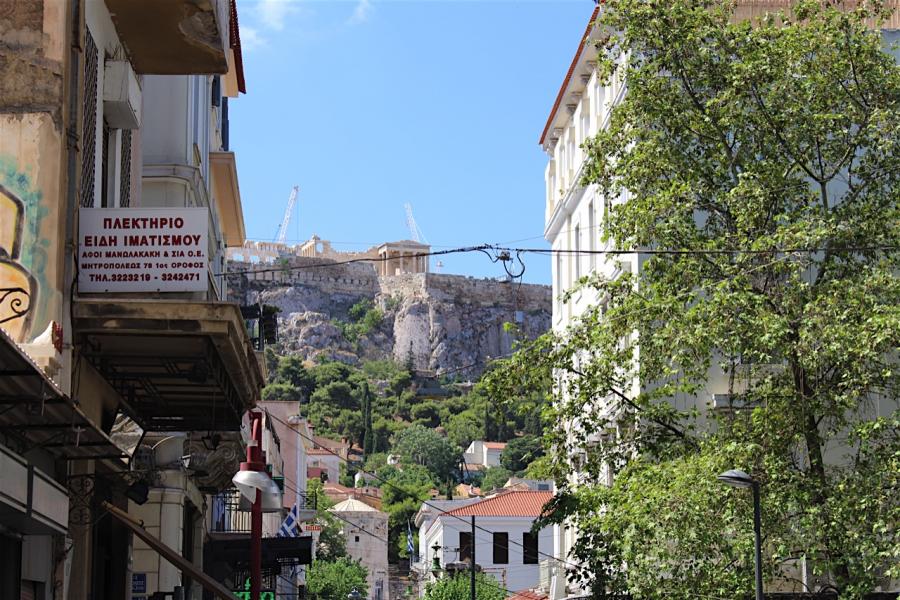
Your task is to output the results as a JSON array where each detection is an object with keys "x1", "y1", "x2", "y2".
[
  {"x1": 410, "y1": 400, "x2": 441, "y2": 428},
  {"x1": 307, "y1": 478, "x2": 346, "y2": 561},
  {"x1": 311, "y1": 381, "x2": 357, "y2": 411},
  {"x1": 480, "y1": 466, "x2": 511, "y2": 491},
  {"x1": 423, "y1": 573, "x2": 505, "y2": 600},
  {"x1": 311, "y1": 361, "x2": 354, "y2": 388},
  {"x1": 500, "y1": 435, "x2": 544, "y2": 474},
  {"x1": 306, "y1": 557, "x2": 368, "y2": 600},
  {"x1": 523, "y1": 455, "x2": 554, "y2": 481},
  {"x1": 261, "y1": 382, "x2": 302, "y2": 402},
  {"x1": 394, "y1": 424, "x2": 460, "y2": 482},
  {"x1": 380, "y1": 464, "x2": 436, "y2": 561},
  {"x1": 362, "y1": 381, "x2": 375, "y2": 457},
  {"x1": 445, "y1": 410, "x2": 484, "y2": 451},
  {"x1": 488, "y1": 1, "x2": 900, "y2": 597},
  {"x1": 274, "y1": 355, "x2": 315, "y2": 398}
]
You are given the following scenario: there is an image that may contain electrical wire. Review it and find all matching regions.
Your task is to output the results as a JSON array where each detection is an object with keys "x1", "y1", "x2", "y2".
[
  {"x1": 219, "y1": 242, "x2": 900, "y2": 278},
  {"x1": 266, "y1": 411, "x2": 580, "y2": 573},
  {"x1": 276, "y1": 476, "x2": 520, "y2": 598}
]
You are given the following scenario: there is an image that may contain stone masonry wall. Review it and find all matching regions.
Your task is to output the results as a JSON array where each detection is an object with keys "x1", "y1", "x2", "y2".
[{"x1": 229, "y1": 258, "x2": 552, "y2": 377}]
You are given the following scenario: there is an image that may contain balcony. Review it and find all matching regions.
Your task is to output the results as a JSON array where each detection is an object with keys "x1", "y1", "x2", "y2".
[
  {"x1": 210, "y1": 488, "x2": 318, "y2": 534},
  {"x1": 72, "y1": 298, "x2": 265, "y2": 431},
  {"x1": 104, "y1": 0, "x2": 231, "y2": 74},
  {"x1": 205, "y1": 488, "x2": 314, "y2": 585}
]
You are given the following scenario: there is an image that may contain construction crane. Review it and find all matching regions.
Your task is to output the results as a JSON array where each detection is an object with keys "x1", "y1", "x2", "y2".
[
  {"x1": 274, "y1": 185, "x2": 299, "y2": 244},
  {"x1": 404, "y1": 202, "x2": 428, "y2": 244}
]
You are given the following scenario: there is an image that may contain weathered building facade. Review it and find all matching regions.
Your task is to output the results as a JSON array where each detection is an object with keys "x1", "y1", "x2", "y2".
[{"x1": 0, "y1": 1, "x2": 271, "y2": 598}]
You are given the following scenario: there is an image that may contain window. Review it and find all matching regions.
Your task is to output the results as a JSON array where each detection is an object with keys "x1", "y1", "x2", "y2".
[
  {"x1": 80, "y1": 30, "x2": 99, "y2": 207},
  {"x1": 574, "y1": 224, "x2": 581, "y2": 280},
  {"x1": 355, "y1": 536, "x2": 360, "y2": 543},
  {"x1": 523, "y1": 532, "x2": 539, "y2": 564},
  {"x1": 492, "y1": 532, "x2": 508, "y2": 564},
  {"x1": 459, "y1": 531, "x2": 472, "y2": 563},
  {"x1": 555, "y1": 252, "x2": 563, "y2": 305},
  {"x1": 588, "y1": 201, "x2": 596, "y2": 270},
  {"x1": 119, "y1": 130, "x2": 132, "y2": 207}
]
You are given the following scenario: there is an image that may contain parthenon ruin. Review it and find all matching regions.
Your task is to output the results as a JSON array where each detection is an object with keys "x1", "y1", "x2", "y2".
[{"x1": 226, "y1": 235, "x2": 431, "y2": 277}]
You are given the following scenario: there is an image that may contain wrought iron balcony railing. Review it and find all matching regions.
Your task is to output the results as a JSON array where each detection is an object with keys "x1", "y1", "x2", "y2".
[{"x1": 210, "y1": 487, "x2": 317, "y2": 534}]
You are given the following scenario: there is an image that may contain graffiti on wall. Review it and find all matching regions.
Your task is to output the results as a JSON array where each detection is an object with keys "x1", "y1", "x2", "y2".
[{"x1": 0, "y1": 155, "x2": 47, "y2": 341}]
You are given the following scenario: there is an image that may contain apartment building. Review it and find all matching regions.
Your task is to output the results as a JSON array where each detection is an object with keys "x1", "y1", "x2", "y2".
[
  {"x1": 541, "y1": 3, "x2": 900, "y2": 598},
  {"x1": 0, "y1": 1, "x2": 273, "y2": 598}
]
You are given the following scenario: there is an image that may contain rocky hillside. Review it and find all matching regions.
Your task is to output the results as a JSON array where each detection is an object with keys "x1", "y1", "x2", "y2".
[{"x1": 229, "y1": 257, "x2": 551, "y2": 378}]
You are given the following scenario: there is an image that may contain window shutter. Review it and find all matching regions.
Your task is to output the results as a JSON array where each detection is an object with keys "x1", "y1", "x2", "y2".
[
  {"x1": 80, "y1": 31, "x2": 98, "y2": 208},
  {"x1": 119, "y1": 130, "x2": 131, "y2": 207}
]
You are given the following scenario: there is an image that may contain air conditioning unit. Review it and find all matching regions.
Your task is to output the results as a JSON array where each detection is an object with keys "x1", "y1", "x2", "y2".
[{"x1": 103, "y1": 60, "x2": 141, "y2": 129}]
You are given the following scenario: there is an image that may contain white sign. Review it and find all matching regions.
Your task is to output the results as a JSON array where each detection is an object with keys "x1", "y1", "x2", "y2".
[{"x1": 78, "y1": 208, "x2": 209, "y2": 292}]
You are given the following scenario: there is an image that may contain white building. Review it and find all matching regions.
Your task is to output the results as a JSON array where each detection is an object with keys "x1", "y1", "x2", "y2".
[
  {"x1": 462, "y1": 440, "x2": 507, "y2": 469},
  {"x1": 330, "y1": 498, "x2": 390, "y2": 600},
  {"x1": 415, "y1": 491, "x2": 554, "y2": 597},
  {"x1": 541, "y1": 4, "x2": 900, "y2": 599}
]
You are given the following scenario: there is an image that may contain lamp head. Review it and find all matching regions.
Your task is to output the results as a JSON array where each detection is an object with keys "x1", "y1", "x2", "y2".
[
  {"x1": 717, "y1": 469, "x2": 755, "y2": 488},
  {"x1": 232, "y1": 468, "x2": 283, "y2": 512}
]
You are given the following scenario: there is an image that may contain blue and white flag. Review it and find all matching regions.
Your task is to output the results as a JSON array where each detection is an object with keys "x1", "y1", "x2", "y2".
[
  {"x1": 406, "y1": 519, "x2": 416, "y2": 559},
  {"x1": 278, "y1": 504, "x2": 299, "y2": 538}
]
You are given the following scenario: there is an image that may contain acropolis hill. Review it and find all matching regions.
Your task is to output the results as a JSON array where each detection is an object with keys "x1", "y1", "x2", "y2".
[{"x1": 227, "y1": 239, "x2": 551, "y2": 377}]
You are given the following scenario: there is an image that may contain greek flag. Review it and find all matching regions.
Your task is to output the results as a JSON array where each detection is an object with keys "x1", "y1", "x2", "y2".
[
  {"x1": 278, "y1": 504, "x2": 300, "y2": 538},
  {"x1": 406, "y1": 519, "x2": 415, "y2": 559}
]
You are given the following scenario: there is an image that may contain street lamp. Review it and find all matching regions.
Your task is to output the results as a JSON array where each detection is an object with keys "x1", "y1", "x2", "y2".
[
  {"x1": 430, "y1": 543, "x2": 443, "y2": 579},
  {"x1": 718, "y1": 469, "x2": 763, "y2": 600},
  {"x1": 233, "y1": 412, "x2": 283, "y2": 600}
]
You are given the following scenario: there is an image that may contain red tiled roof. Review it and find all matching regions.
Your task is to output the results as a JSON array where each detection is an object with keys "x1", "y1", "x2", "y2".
[
  {"x1": 308, "y1": 447, "x2": 336, "y2": 456},
  {"x1": 539, "y1": 4, "x2": 602, "y2": 146},
  {"x1": 313, "y1": 435, "x2": 349, "y2": 450},
  {"x1": 510, "y1": 592, "x2": 548, "y2": 600},
  {"x1": 483, "y1": 442, "x2": 507, "y2": 450},
  {"x1": 443, "y1": 491, "x2": 553, "y2": 518}
]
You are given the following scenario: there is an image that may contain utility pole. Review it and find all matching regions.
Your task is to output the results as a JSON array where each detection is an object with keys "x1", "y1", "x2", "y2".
[{"x1": 470, "y1": 515, "x2": 476, "y2": 600}]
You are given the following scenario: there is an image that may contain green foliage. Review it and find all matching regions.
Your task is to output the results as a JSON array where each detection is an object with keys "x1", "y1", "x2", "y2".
[
  {"x1": 261, "y1": 382, "x2": 302, "y2": 403},
  {"x1": 410, "y1": 400, "x2": 441, "y2": 428},
  {"x1": 423, "y1": 573, "x2": 505, "y2": 600},
  {"x1": 394, "y1": 424, "x2": 460, "y2": 482},
  {"x1": 500, "y1": 435, "x2": 544, "y2": 474},
  {"x1": 445, "y1": 410, "x2": 484, "y2": 451},
  {"x1": 380, "y1": 464, "x2": 436, "y2": 562},
  {"x1": 337, "y1": 297, "x2": 384, "y2": 343},
  {"x1": 306, "y1": 557, "x2": 368, "y2": 600},
  {"x1": 481, "y1": 466, "x2": 512, "y2": 491},
  {"x1": 307, "y1": 479, "x2": 346, "y2": 561},
  {"x1": 523, "y1": 454, "x2": 554, "y2": 481},
  {"x1": 489, "y1": 1, "x2": 900, "y2": 597},
  {"x1": 362, "y1": 382, "x2": 375, "y2": 457}
]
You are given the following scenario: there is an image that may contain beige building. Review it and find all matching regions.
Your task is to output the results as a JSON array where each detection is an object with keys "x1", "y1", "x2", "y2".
[
  {"x1": 0, "y1": 1, "x2": 271, "y2": 599},
  {"x1": 229, "y1": 236, "x2": 431, "y2": 276},
  {"x1": 330, "y1": 497, "x2": 391, "y2": 600}
]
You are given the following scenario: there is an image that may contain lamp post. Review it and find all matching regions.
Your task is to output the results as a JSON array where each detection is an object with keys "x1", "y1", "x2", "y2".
[
  {"x1": 233, "y1": 411, "x2": 283, "y2": 600},
  {"x1": 718, "y1": 469, "x2": 763, "y2": 600}
]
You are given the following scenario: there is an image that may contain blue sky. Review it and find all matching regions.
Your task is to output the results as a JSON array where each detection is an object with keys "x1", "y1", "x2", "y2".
[{"x1": 232, "y1": 0, "x2": 593, "y2": 284}]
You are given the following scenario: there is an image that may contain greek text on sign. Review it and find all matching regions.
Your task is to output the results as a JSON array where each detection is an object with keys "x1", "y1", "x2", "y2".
[{"x1": 78, "y1": 208, "x2": 209, "y2": 292}]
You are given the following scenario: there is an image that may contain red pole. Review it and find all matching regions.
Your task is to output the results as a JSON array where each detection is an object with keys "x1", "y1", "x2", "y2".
[
  {"x1": 251, "y1": 488, "x2": 262, "y2": 600},
  {"x1": 243, "y1": 411, "x2": 265, "y2": 600}
]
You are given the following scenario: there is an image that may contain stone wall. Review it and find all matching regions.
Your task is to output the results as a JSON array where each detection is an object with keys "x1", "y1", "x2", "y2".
[{"x1": 228, "y1": 259, "x2": 552, "y2": 378}]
